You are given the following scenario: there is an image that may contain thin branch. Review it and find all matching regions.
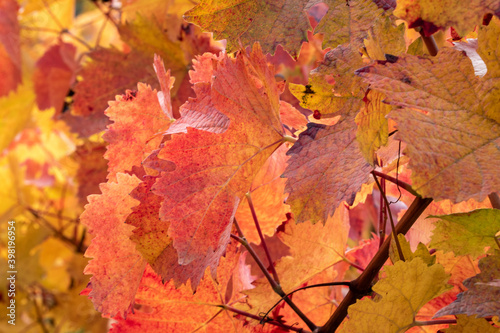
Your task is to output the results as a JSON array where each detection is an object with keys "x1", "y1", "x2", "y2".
[
  {"x1": 261, "y1": 282, "x2": 352, "y2": 322},
  {"x1": 42, "y1": 0, "x2": 64, "y2": 29},
  {"x1": 245, "y1": 192, "x2": 280, "y2": 283},
  {"x1": 342, "y1": 258, "x2": 364, "y2": 272},
  {"x1": 231, "y1": 233, "x2": 317, "y2": 331},
  {"x1": 488, "y1": 192, "x2": 500, "y2": 209},
  {"x1": 222, "y1": 305, "x2": 310, "y2": 333},
  {"x1": 27, "y1": 208, "x2": 87, "y2": 253},
  {"x1": 89, "y1": 0, "x2": 120, "y2": 28},
  {"x1": 231, "y1": 220, "x2": 317, "y2": 331},
  {"x1": 20, "y1": 25, "x2": 93, "y2": 50},
  {"x1": 32, "y1": 298, "x2": 49, "y2": 333},
  {"x1": 414, "y1": 319, "x2": 457, "y2": 326},
  {"x1": 378, "y1": 161, "x2": 386, "y2": 248},
  {"x1": 26, "y1": 209, "x2": 79, "y2": 223},
  {"x1": 94, "y1": 17, "x2": 108, "y2": 49},
  {"x1": 372, "y1": 172, "x2": 405, "y2": 261},
  {"x1": 372, "y1": 170, "x2": 419, "y2": 197},
  {"x1": 319, "y1": 196, "x2": 433, "y2": 332}
]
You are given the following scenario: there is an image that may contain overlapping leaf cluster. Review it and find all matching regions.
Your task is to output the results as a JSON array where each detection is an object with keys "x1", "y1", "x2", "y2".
[{"x1": 1, "y1": 0, "x2": 499, "y2": 332}]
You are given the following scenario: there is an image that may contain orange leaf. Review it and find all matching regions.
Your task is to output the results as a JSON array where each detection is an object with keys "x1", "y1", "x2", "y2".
[
  {"x1": 149, "y1": 44, "x2": 284, "y2": 284},
  {"x1": 109, "y1": 243, "x2": 240, "y2": 332},
  {"x1": 103, "y1": 83, "x2": 174, "y2": 182},
  {"x1": 81, "y1": 173, "x2": 146, "y2": 317}
]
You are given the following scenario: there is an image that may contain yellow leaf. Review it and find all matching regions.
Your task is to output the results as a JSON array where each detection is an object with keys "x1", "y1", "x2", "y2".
[
  {"x1": 0, "y1": 84, "x2": 34, "y2": 152},
  {"x1": 340, "y1": 258, "x2": 451, "y2": 333},
  {"x1": 444, "y1": 314, "x2": 499, "y2": 333}
]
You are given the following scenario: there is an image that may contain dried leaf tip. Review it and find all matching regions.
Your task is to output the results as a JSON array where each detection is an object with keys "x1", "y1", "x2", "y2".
[{"x1": 153, "y1": 54, "x2": 175, "y2": 120}]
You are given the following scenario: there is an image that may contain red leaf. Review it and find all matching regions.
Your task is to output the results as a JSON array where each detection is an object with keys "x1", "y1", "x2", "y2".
[
  {"x1": 33, "y1": 41, "x2": 77, "y2": 113},
  {"x1": 0, "y1": 0, "x2": 21, "y2": 97},
  {"x1": 81, "y1": 173, "x2": 146, "y2": 317},
  {"x1": 103, "y1": 83, "x2": 174, "y2": 182},
  {"x1": 149, "y1": 44, "x2": 284, "y2": 285}
]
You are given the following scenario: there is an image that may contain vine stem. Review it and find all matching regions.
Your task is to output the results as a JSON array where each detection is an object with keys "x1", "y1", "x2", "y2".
[
  {"x1": 261, "y1": 282, "x2": 352, "y2": 321},
  {"x1": 488, "y1": 192, "x2": 500, "y2": 209},
  {"x1": 414, "y1": 319, "x2": 457, "y2": 326},
  {"x1": 231, "y1": 220, "x2": 317, "y2": 331},
  {"x1": 221, "y1": 305, "x2": 311, "y2": 333},
  {"x1": 372, "y1": 170, "x2": 419, "y2": 197},
  {"x1": 245, "y1": 192, "x2": 280, "y2": 283},
  {"x1": 319, "y1": 196, "x2": 433, "y2": 332},
  {"x1": 372, "y1": 172, "x2": 405, "y2": 261}
]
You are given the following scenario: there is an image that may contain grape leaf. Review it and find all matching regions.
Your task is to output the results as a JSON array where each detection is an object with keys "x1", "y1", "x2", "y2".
[
  {"x1": 166, "y1": 53, "x2": 230, "y2": 135},
  {"x1": 356, "y1": 48, "x2": 500, "y2": 202},
  {"x1": 429, "y1": 209, "x2": 500, "y2": 259},
  {"x1": 72, "y1": 141, "x2": 108, "y2": 205},
  {"x1": 235, "y1": 144, "x2": 290, "y2": 244},
  {"x1": 73, "y1": 48, "x2": 155, "y2": 118},
  {"x1": 103, "y1": 83, "x2": 174, "y2": 182},
  {"x1": 289, "y1": 45, "x2": 366, "y2": 117},
  {"x1": 317, "y1": 0, "x2": 386, "y2": 50},
  {"x1": 81, "y1": 173, "x2": 146, "y2": 317},
  {"x1": 389, "y1": 234, "x2": 435, "y2": 266},
  {"x1": 242, "y1": 204, "x2": 349, "y2": 315},
  {"x1": 339, "y1": 258, "x2": 451, "y2": 332},
  {"x1": 126, "y1": 176, "x2": 223, "y2": 289},
  {"x1": 109, "y1": 244, "x2": 239, "y2": 332},
  {"x1": 72, "y1": 16, "x2": 222, "y2": 134},
  {"x1": 394, "y1": 0, "x2": 500, "y2": 36},
  {"x1": 413, "y1": 251, "x2": 480, "y2": 328},
  {"x1": 283, "y1": 120, "x2": 371, "y2": 223},
  {"x1": 184, "y1": 0, "x2": 319, "y2": 56},
  {"x1": 434, "y1": 250, "x2": 500, "y2": 318},
  {"x1": 355, "y1": 90, "x2": 393, "y2": 165},
  {"x1": 478, "y1": 17, "x2": 500, "y2": 77},
  {"x1": 0, "y1": 0, "x2": 21, "y2": 97},
  {"x1": 150, "y1": 44, "x2": 284, "y2": 281},
  {"x1": 444, "y1": 315, "x2": 498, "y2": 333},
  {"x1": 33, "y1": 41, "x2": 77, "y2": 113},
  {"x1": 0, "y1": 84, "x2": 35, "y2": 152},
  {"x1": 363, "y1": 16, "x2": 406, "y2": 61},
  {"x1": 409, "y1": 198, "x2": 492, "y2": 251}
]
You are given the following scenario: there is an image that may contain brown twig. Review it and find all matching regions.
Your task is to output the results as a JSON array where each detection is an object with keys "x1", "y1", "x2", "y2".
[
  {"x1": 372, "y1": 172, "x2": 405, "y2": 261},
  {"x1": 414, "y1": 319, "x2": 457, "y2": 326},
  {"x1": 488, "y1": 192, "x2": 500, "y2": 209},
  {"x1": 222, "y1": 305, "x2": 311, "y2": 332},
  {"x1": 231, "y1": 220, "x2": 317, "y2": 331},
  {"x1": 319, "y1": 196, "x2": 433, "y2": 332},
  {"x1": 372, "y1": 170, "x2": 419, "y2": 197},
  {"x1": 261, "y1": 282, "x2": 352, "y2": 321}
]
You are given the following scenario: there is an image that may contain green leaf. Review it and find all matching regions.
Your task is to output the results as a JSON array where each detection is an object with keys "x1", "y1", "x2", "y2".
[
  {"x1": 389, "y1": 234, "x2": 436, "y2": 266},
  {"x1": 429, "y1": 209, "x2": 500, "y2": 259}
]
